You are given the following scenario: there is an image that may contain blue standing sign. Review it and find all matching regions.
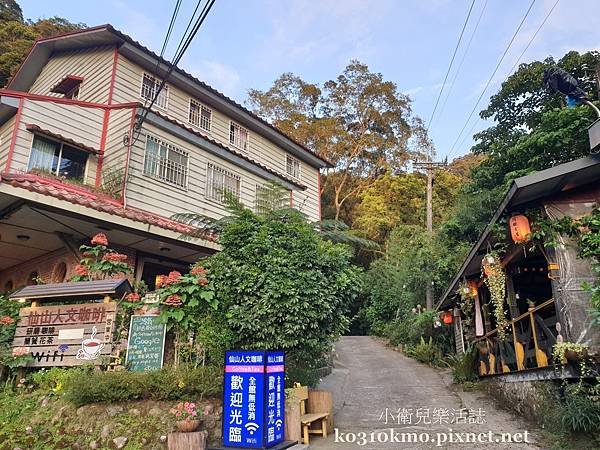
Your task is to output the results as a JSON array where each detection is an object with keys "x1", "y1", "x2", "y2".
[
  {"x1": 223, "y1": 350, "x2": 285, "y2": 449},
  {"x1": 265, "y1": 351, "x2": 285, "y2": 446}
]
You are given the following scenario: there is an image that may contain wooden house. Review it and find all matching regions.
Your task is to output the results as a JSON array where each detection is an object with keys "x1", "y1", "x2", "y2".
[{"x1": 437, "y1": 154, "x2": 600, "y2": 380}]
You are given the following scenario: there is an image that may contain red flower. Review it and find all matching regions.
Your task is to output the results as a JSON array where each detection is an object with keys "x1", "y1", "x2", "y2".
[
  {"x1": 102, "y1": 253, "x2": 128, "y2": 262},
  {"x1": 74, "y1": 264, "x2": 89, "y2": 276},
  {"x1": 125, "y1": 292, "x2": 141, "y2": 302},
  {"x1": 165, "y1": 271, "x2": 182, "y2": 285},
  {"x1": 0, "y1": 316, "x2": 15, "y2": 325},
  {"x1": 91, "y1": 233, "x2": 109, "y2": 246},
  {"x1": 163, "y1": 294, "x2": 183, "y2": 306},
  {"x1": 197, "y1": 277, "x2": 208, "y2": 286},
  {"x1": 190, "y1": 266, "x2": 207, "y2": 276}
]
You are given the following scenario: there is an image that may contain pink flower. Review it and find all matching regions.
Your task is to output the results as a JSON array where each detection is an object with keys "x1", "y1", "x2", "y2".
[
  {"x1": 0, "y1": 316, "x2": 15, "y2": 325},
  {"x1": 91, "y1": 233, "x2": 109, "y2": 246},
  {"x1": 190, "y1": 266, "x2": 207, "y2": 276},
  {"x1": 125, "y1": 293, "x2": 141, "y2": 303},
  {"x1": 74, "y1": 264, "x2": 89, "y2": 276},
  {"x1": 102, "y1": 252, "x2": 128, "y2": 262}
]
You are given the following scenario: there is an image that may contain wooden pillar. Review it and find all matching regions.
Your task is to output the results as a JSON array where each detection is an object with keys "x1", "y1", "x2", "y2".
[{"x1": 284, "y1": 397, "x2": 301, "y2": 443}]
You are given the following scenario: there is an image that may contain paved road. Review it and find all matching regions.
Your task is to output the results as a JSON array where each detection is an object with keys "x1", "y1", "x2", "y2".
[{"x1": 310, "y1": 336, "x2": 540, "y2": 450}]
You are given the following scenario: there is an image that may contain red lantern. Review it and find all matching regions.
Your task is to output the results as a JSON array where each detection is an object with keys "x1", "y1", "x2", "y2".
[
  {"x1": 509, "y1": 214, "x2": 531, "y2": 243},
  {"x1": 441, "y1": 311, "x2": 453, "y2": 325}
]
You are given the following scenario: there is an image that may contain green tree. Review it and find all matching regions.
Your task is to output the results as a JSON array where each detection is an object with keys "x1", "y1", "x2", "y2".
[
  {"x1": 205, "y1": 206, "x2": 361, "y2": 383},
  {"x1": 248, "y1": 61, "x2": 429, "y2": 222},
  {"x1": 0, "y1": 1, "x2": 85, "y2": 87},
  {"x1": 0, "y1": 0, "x2": 22, "y2": 22}
]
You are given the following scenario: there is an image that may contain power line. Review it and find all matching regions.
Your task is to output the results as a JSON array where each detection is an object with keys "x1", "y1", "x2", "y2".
[
  {"x1": 447, "y1": 0, "x2": 560, "y2": 160},
  {"x1": 426, "y1": 0, "x2": 476, "y2": 132},
  {"x1": 160, "y1": 0, "x2": 183, "y2": 58},
  {"x1": 134, "y1": 0, "x2": 217, "y2": 136},
  {"x1": 447, "y1": 0, "x2": 537, "y2": 158},
  {"x1": 435, "y1": 0, "x2": 488, "y2": 126}
]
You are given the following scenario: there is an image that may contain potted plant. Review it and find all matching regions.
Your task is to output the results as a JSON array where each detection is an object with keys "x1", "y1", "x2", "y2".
[
  {"x1": 552, "y1": 342, "x2": 588, "y2": 365},
  {"x1": 171, "y1": 401, "x2": 201, "y2": 432}
]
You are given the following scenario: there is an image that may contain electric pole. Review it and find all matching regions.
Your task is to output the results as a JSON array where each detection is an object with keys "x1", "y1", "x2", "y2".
[{"x1": 413, "y1": 159, "x2": 447, "y2": 310}]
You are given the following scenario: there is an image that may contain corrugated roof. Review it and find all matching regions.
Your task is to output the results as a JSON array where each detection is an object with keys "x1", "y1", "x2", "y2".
[
  {"x1": 437, "y1": 154, "x2": 600, "y2": 310},
  {"x1": 9, "y1": 278, "x2": 132, "y2": 300}
]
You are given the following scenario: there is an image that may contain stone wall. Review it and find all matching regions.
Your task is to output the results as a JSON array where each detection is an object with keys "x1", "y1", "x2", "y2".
[{"x1": 482, "y1": 379, "x2": 560, "y2": 426}]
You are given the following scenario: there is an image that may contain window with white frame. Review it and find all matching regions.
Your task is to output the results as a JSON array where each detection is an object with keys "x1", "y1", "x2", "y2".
[
  {"x1": 206, "y1": 163, "x2": 241, "y2": 203},
  {"x1": 229, "y1": 121, "x2": 249, "y2": 151},
  {"x1": 286, "y1": 155, "x2": 301, "y2": 180},
  {"x1": 28, "y1": 136, "x2": 88, "y2": 181},
  {"x1": 189, "y1": 99, "x2": 212, "y2": 132},
  {"x1": 143, "y1": 135, "x2": 188, "y2": 188},
  {"x1": 140, "y1": 73, "x2": 168, "y2": 109},
  {"x1": 255, "y1": 183, "x2": 288, "y2": 214}
]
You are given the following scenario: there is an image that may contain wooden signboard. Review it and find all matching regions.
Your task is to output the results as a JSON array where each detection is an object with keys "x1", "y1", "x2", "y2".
[
  {"x1": 125, "y1": 315, "x2": 166, "y2": 372},
  {"x1": 12, "y1": 302, "x2": 117, "y2": 367}
]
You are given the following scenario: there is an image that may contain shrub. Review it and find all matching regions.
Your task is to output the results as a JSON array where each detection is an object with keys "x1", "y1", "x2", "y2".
[
  {"x1": 63, "y1": 365, "x2": 222, "y2": 406},
  {"x1": 31, "y1": 367, "x2": 90, "y2": 394},
  {"x1": 206, "y1": 208, "x2": 361, "y2": 380},
  {"x1": 556, "y1": 383, "x2": 600, "y2": 434},
  {"x1": 445, "y1": 346, "x2": 478, "y2": 384},
  {"x1": 405, "y1": 337, "x2": 438, "y2": 365}
]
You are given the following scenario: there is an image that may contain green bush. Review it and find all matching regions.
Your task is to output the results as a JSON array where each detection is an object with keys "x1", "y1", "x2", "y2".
[
  {"x1": 63, "y1": 365, "x2": 222, "y2": 406},
  {"x1": 405, "y1": 337, "x2": 438, "y2": 365},
  {"x1": 445, "y1": 346, "x2": 478, "y2": 384},
  {"x1": 31, "y1": 367, "x2": 90, "y2": 393},
  {"x1": 206, "y1": 208, "x2": 361, "y2": 378},
  {"x1": 555, "y1": 383, "x2": 600, "y2": 434}
]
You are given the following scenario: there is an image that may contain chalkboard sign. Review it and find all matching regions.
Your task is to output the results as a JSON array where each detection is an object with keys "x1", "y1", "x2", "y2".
[{"x1": 125, "y1": 315, "x2": 166, "y2": 371}]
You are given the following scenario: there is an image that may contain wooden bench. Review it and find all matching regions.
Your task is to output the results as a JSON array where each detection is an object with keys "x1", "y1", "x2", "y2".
[{"x1": 296, "y1": 386, "x2": 329, "y2": 445}]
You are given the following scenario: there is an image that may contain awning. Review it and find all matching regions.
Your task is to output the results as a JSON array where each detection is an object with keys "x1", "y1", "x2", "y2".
[
  {"x1": 9, "y1": 278, "x2": 132, "y2": 301},
  {"x1": 26, "y1": 123, "x2": 99, "y2": 154}
]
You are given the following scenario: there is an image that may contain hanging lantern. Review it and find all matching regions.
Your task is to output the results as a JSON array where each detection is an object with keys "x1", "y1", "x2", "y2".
[
  {"x1": 441, "y1": 310, "x2": 453, "y2": 324},
  {"x1": 509, "y1": 214, "x2": 531, "y2": 243}
]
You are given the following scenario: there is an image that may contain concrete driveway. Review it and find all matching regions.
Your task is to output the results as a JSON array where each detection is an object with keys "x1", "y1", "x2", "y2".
[{"x1": 309, "y1": 336, "x2": 540, "y2": 449}]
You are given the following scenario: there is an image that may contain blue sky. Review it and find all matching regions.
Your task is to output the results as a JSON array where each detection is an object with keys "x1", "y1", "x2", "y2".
[{"x1": 19, "y1": 0, "x2": 600, "y2": 161}]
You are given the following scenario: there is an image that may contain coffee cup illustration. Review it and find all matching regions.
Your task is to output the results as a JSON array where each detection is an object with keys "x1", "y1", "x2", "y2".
[{"x1": 76, "y1": 326, "x2": 104, "y2": 360}]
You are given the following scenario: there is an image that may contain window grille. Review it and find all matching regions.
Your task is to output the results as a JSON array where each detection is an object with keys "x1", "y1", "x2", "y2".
[
  {"x1": 229, "y1": 121, "x2": 249, "y2": 152},
  {"x1": 286, "y1": 155, "x2": 301, "y2": 180},
  {"x1": 189, "y1": 99, "x2": 212, "y2": 132},
  {"x1": 143, "y1": 135, "x2": 188, "y2": 188},
  {"x1": 141, "y1": 73, "x2": 168, "y2": 109},
  {"x1": 206, "y1": 163, "x2": 241, "y2": 202}
]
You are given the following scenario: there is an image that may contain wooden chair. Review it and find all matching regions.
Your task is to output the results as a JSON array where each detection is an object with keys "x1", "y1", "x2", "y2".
[{"x1": 295, "y1": 386, "x2": 329, "y2": 445}]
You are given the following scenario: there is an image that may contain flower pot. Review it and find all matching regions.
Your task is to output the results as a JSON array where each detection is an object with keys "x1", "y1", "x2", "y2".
[
  {"x1": 564, "y1": 349, "x2": 587, "y2": 364},
  {"x1": 175, "y1": 419, "x2": 201, "y2": 432}
]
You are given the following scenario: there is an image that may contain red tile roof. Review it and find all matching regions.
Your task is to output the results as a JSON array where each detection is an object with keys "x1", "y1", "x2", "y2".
[{"x1": 0, "y1": 172, "x2": 216, "y2": 240}]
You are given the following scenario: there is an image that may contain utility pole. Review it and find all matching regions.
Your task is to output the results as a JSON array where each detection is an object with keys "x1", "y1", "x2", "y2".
[{"x1": 413, "y1": 159, "x2": 447, "y2": 310}]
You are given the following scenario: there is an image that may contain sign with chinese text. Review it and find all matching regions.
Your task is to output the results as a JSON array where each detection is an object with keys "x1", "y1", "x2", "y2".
[
  {"x1": 11, "y1": 302, "x2": 116, "y2": 367},
  {"x1": 223, "y1": 350, "x2": 285, "y2": 449},
  {"x1": 265, "y1": 351, "x2": 285, "y2": 447},
  {"x1": 125, "y1": 315, "x2": 166, "y2": 372}
]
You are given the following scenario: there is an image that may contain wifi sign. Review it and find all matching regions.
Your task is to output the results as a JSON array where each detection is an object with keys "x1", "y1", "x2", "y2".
[{"x1": 245, "y1": 422, "x2": 259, "y2": 435}]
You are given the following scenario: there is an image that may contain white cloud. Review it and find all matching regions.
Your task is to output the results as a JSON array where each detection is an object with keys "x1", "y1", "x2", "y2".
[{"x1": 180, "y1": 59, "x2": 241, "y2": 98}]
